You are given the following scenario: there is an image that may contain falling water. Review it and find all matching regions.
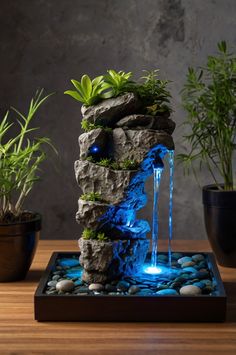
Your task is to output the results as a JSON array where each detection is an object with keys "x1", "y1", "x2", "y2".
[
  {"x1": 151, "y1": 157, "x2": 164, "y2": 268},
  {"x1": 168, "y1": 150, "x2": 174, "y2": 267}
]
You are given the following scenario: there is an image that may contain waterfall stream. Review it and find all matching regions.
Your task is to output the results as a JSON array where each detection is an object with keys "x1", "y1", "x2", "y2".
[{"x1": 150, "y1": 150, "x2": 175, "y2": 271}]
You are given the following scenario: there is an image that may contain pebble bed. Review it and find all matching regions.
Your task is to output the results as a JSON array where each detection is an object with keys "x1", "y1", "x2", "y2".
[{"x1": 44, "y1": 253, "x2": 219, "y2": 297}]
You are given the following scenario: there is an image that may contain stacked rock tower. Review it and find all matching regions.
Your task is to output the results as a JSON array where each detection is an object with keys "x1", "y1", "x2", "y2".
[{"x1": 75, "y1": 92, "x2": 175, "y2": 283}]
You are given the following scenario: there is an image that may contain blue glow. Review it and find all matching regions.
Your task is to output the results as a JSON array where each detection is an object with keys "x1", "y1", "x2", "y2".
[
  {"x1": 65, "y1": 267, "x2": 83, "y2": 279},
  {"x1": 58, "y1": 258, "x2": 80, "y2": 268},
  {"x1": 168, "y1": 150, "x2": 175, "y2": 267},
  {"x1": 144, "y1": 266, "x2": 163, "y2": 274},
  {"x1": 96, "y1": 144, "x2": 175, "y2": 277},
  {"x1": 151, "y1": 164, "x2": 163, "y2": 268},
  {"x1": 90, "y1": 145, "x2": 100, "y2": 153}
]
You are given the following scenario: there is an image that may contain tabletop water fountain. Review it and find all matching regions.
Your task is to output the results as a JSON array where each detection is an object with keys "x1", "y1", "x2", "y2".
[{"x1": 35, "y1": 70, "x2": 226, "y2": 322}]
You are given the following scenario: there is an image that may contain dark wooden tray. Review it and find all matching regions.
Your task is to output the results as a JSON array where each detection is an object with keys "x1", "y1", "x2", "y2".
[{"x1": 34, "y1": 252, "x2": 227, "y2": 322}]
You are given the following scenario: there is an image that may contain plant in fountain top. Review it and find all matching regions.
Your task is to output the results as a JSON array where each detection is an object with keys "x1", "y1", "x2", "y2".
[
  {"x1": 178, "y1": 41, "x2": 236, "y2": 190},
  {"x1": 0, "y1": 90, "x2": 55, "y2": 223},
  {"x1": 64, "y1": 75, "x2": 105, "y2": 106},
  {"x1": 64, "y1": 70, "x2": 133, "y2": 107},
  {"x1": 103, "y1": 70, "x2": 134, "y2": 98},
  {"x1": 137, "y1": 70, "x2": 172, "y2": 116}
]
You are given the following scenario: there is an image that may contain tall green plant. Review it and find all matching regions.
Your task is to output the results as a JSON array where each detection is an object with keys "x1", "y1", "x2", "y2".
[
  {"x1": 0, "y1": 89, "x2": 55, "y2": 221},
  {"x1": 178, "y1": 41, "x2": 236, "y2": 190}
]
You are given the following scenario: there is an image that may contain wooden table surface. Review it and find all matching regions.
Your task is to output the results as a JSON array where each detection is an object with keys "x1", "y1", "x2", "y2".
[{"x1": 0, "y1": 240, "x2": 236, "y2": 355}]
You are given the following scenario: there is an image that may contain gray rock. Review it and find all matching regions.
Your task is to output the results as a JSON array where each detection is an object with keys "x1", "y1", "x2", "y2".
[
  {"x1": 81, "y1": 93, "x2": 142, "y2": 127},
  {"x1": 192, "y1": 254, "x2": 205, "y2": 262},
  {"x1": 117, "y1": 280, "x2": 130, "y2": 292},
  {"x1": 76, "y1": 199, "x2": 110, "y2": 229},
  {"x1": 116, "y1": 114, "x2": 176, "y2": 134},
  {"x1": 75, "y1": 286, "x2": 89, "y2": 294},
  {"x1": 75, "y1": 159, "x2": 137, "y2": 205},
  {"x1": 177, "y1": 256, "x2": 193, "y2": 265},
  {"x1": 181, "y1": 261, "x2": 196, "y2": 268},
  {"x1": 128, "y1": 285, "x2": 140, "y2": 295},
  {"x1": 79, "y1": 128, "x2": 109, "y2": 160},
  {"x1": 79, "y1": 237, "x2": 149, "y2": 283},
  {"x1": 56, "y1": 280, "x2": 75, "y2": 292},
  {"x1": 179, "y1": 285, "x2": 202, "y2": 295},
  {"x1": 105, "y1": 284, "x2": 117, "y2": 292},
  {"x1": 88, "y1": 283, "x2": 104, "y2": 291},
  {"x1": 181, "y1": 267, "x2": 197, "y2": 273},
  {"x1": 112, "y1": 128, "x2": 174, "y2": 164},
  {"x1": 47, "y1": 280, "x2": 57, "y2": 287}
]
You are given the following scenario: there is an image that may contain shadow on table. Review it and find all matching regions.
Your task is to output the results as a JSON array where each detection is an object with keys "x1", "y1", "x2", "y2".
[
  {"x1": 25, "y1": 269, "x2": 43, "y2": 283},
  {"x1": 224, "y1": 282, "x2": 236, "y2": 322}
]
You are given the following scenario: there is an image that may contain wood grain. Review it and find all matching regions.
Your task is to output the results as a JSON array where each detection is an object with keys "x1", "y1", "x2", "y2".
[{"x1": 0, "y1": 240, "x2": 235, "y2": 355}]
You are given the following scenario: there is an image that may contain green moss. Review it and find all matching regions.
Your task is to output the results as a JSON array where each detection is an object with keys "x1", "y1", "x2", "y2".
[
  {"x1": 86, "y1": 157, "x2": 139, "y2": 170},
  {"x1": 82, "y1": 228, "x2": 109, "y2": 242},
  {"x1": 120, "y1": 159, "x2": 139, "y2": 170},
  {"x1": 97, "y1": 158, "x2": 112, "y2": 167},
  {"x1": 81, "y1": 119, "x2": 112, "y2": 132},
  {"x1": 80, "y1": 192, "x2": 102, "y2": 202}
]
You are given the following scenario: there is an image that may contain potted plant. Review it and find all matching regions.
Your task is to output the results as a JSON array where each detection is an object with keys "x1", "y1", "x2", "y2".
[
  {"x1": 178, "y1": 41, "x2": 236, "y2": 267},
  {"x1": 0, "y1": 89, "x2": 54, "y2": 281}
]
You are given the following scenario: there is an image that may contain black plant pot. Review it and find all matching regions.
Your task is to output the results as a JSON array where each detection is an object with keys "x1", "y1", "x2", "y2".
[
  {"x1": 0, "y1": 213, "x2": 41, "y2": 282},
  {"x1": 203, "y1": 185, "x2": 236, "y2": 268}
]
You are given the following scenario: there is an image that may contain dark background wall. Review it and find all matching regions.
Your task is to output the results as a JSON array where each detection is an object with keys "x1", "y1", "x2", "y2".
[{"x1": 1, "y1": 0, "x2": 236, "y2": 240}]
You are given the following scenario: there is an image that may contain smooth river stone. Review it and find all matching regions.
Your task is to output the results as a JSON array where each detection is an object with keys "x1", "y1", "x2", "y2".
[
  {"x1": 179, "y1": 285, "x2": 202, "y2": 295},
  {"x1": 181, "y1": 261, "x2": 196, "y2": 268},
  {"x1": 88, "y1": 283, "x2": 104, "y2": 292},
  {"x1": 128, "y1": 285, "x2": 140, "y2": 295},
  {"x1": 56, "y1": 280, "x2": 75, "y2": 292},
  {"x1": 177, "y1": 256, "x2": 192, "y2": 265},
  {"x1": 156, "y1": 289, "x2": 179, "y2": 295},
  {"x1": 192, "y1": 254, "x2": 205, "y2": 262}
]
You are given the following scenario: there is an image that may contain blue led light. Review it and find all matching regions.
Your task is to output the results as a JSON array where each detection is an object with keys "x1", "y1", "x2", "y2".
[{"x1": 90, "y1": 145, "x2": 99, "y2": 153}]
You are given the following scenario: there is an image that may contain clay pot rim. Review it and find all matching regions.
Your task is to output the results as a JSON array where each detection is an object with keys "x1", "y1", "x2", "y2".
[{"x1": 0, "y1": 212, "x2": 41, "y2": 236}]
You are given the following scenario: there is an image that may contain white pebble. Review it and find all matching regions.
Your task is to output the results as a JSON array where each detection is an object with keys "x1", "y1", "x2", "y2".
[
  {"x1": 180, "y1": 285, "x2": 201, "y2": 295},
  {"x1": 88, "y1": 283, "x2": 104, "y2": 291},
  {"x1": 56, "y1": 280, "x2": 75, "y2": 292}
]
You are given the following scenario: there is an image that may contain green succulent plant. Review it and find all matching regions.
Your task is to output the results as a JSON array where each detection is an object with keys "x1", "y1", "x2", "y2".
[
  {"x1": 81, "y1": 119, "x2": 104, "y2": 132},
  {"x1": 64, "y1": 75, "x2": 105, "y2": 106},
  {"x1": 82, "y1": 228, "x2": 109, "y2": 242},
  {"x1": 82, "y1": 228, "x2": 96, "y2": 240},
  {"x1": 103, "y1": 69, "x2": 134, "y2": 98},
  {"x1": 97, "y1": 232, "x2": 109, "y2": 242}
]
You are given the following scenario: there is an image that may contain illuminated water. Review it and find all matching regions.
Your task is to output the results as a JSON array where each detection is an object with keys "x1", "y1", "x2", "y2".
[
  {"x1": 168, "y1": 150, "x2": 174, "y2": 267},
  {"x1": 149, "y1": 150, "x2": 175, "y2": 274},
  {"x1": 151, "y1": 158, "x2": 164, "y2": 268}
]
